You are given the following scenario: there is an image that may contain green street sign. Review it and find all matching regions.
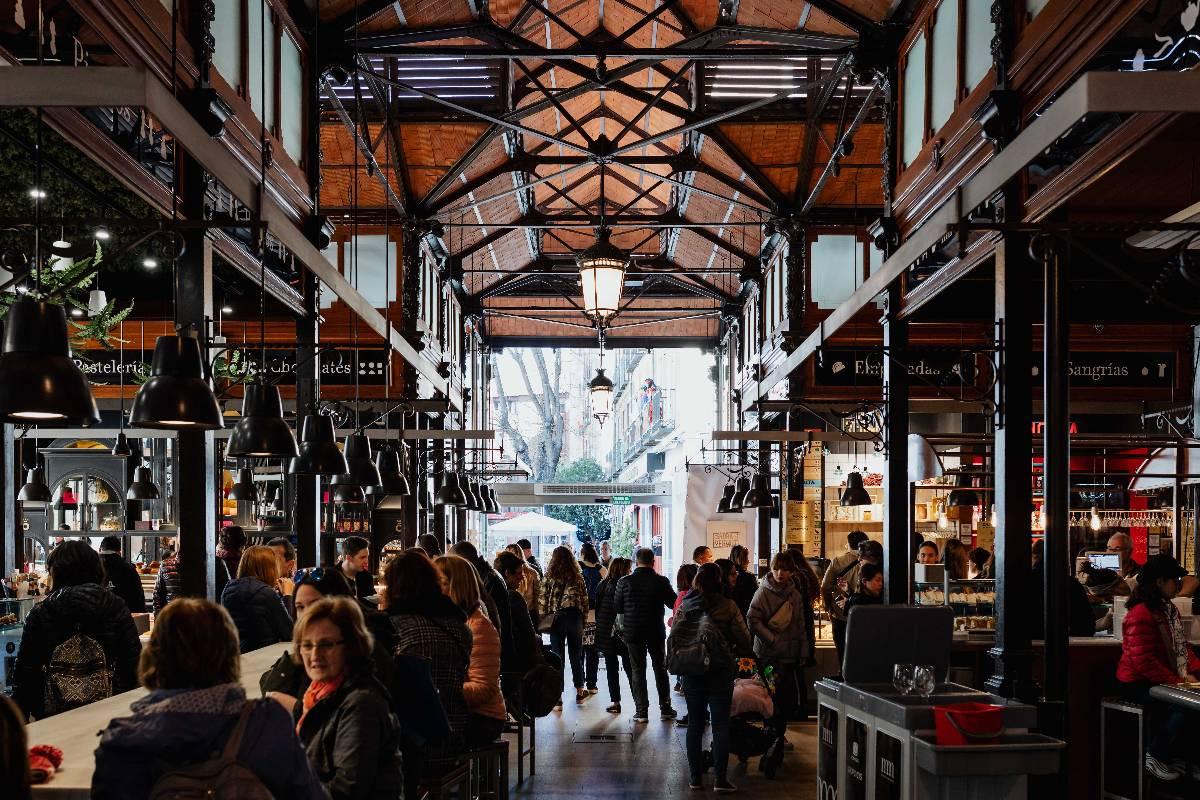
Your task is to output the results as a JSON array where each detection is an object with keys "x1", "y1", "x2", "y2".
[{"x1": 610, "y1": 495, "x2": 633, "y2": 505}]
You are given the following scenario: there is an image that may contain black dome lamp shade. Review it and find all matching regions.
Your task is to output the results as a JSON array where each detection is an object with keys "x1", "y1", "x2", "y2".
[
  {"x1": 946, "y1": 470, "x2": 980, "y2": 508},
  {"x1": 127, "y1": 465, "x2": 160, "y2": 500},
  {"x1": 744, "y1": 473, "x2": 773, "y2": 509},
  {"x1": 729, "y1": 476, "x2": 750, "y2": 512},
  {"x1": 0, "y1": 298, "x2": 101, "y2": 425},
  {"x1": 369, "y1": 445, "x2": 411, "y2": 497},
  {"x1": 228, "y1": 467, "x2": 257, "y2": 501},
  {"x1": 435, "y1": 470, "x2": 467, "y2": 507},
  {"x1": 716, "y1": 483, "x2": 735, "y2": 513},
  {"x1": 18, "y1": 466, "x2": 51, "y2": 502},
  {"x1": 484, "y1": 484, "x2": 500, "y2": 513},
  {"x1": 840, "y1": 471, "x2": 872, "y2": 506},
  {"x1": 344, "y1": 433, "x2": 382, "y2": 493},
  {"x1": 330, "y1": 473, "x2": 365, "y2": 504},
  {"x1": 129, "y1": 335, "x2": 224, "y2": 430},
  {"x1": 289, "y1": 414, "x2": 349, "y2": 476},
  {"x1": 227, "y1": 383, "x2": 298, "y2": 458},
  {"x1": 467, "y1": 479, "x2": 485, "y2": 512},
  {"x1": 111, "y1": 432, "x2": 132, "y2": 458}
]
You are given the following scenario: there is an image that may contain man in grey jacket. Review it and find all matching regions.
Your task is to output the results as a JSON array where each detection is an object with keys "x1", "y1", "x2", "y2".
[{"x1": 820, "y1": 530, "x2": 868, "y2": 669}]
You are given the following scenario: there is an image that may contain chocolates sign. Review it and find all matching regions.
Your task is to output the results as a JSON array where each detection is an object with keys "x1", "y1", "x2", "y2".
[{"x1": 76, "y1": 348, "x2": 389, "y2": 386}]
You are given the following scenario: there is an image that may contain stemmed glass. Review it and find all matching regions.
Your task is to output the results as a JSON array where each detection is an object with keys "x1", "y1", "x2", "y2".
[
  {"x1": 892, "y1": 663, "x2": 914, "y2": 695},
  {"x1": 912, "y1": 664, "x2": 937, "y2": 698}
]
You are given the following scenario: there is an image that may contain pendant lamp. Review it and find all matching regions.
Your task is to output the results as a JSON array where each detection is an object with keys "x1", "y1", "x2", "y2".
[
  {"x1": 465, "y1": 479, "x2": 483, "y2": 512},
  {"x1": 111, "y1": 432, "x2": 131, "y2": 458},
  {"x1": 744, "y1": 473, "x2": 773, "y2": 509},
  {"x1": 344, "y1": 433, "x2": 381, "y2": 492},
  {"x1": 289, "y1": 414, "x2": 349, "y2": 476},
  {"x1": 840, "y1": 471, "x2": 872, "y2": 506},
  {"x1": 87, "y1": 288, "x2": 107, "y2": 317},
  {"x1": 729, "y1": 476, "x2": 750, "y2": 512},
  {"x1": 589, "y1": 368, "x2": 614, "y2": 426},
  {"x1": 435, "y1": 470, "x2": 467, "y2": 507},
  {"x1": 907, "y1": 433, "x2": 943, "y2": 483},
  {"x1": 227, "y1": 383, "x2": 298, "y2": 458},
  {"x1": 127, "y1": 465, "x2": 160, "y2": 500},
  {"x1": 112, "y1": 322, "x2": 131, "y2": 457},
  {"x1": 484, "y1": 484, "x2": 500, "y2": 513},
  {"x1": 228, "y1": 466, "x2": 257, "y2": 501},
  {"x1": 18, "y1": 466, "x2": 51, "y2": 502},
  {"x1": 330, "y1": 473, "x2": 365, "y2": 504},
  {"x1": 946, "y1": 470, "x2": 979, "y2": 508},
  {"x1": 0, "y1": 299, "x2": 101, "y2": 425},
  {"x1": 368, "y1": 445, "x2": 411, "y2": 497},
  {"x1": 578, "y1": 229, "x2": 627, "y2": 322},
  {"x1": 716, "y1": 483, "x2": 735, "y2": 513},
  {"x1": 129, "y1": 334, "x2": 224, "y2": 429}
]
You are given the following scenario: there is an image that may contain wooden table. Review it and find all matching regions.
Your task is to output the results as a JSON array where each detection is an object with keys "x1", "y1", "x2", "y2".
[{"x1": 26, "y1": 643, "x2": 292, "y2": 798}]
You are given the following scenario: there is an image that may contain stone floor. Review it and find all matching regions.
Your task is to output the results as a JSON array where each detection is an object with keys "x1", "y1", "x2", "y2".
[{"x1": 508, "y1": 663, "x2": 818, "y2": 799}]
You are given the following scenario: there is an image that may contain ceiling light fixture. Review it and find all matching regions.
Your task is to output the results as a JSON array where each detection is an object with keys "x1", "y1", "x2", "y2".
[
  {"x1": 289, "y1": 413, "x2": 349, "y2": 476},
  {"x1": 589, "y1": 330, "x2": 614, "y2": 426},
  {"x1": 18, "y1": 465, "x2": 51, "y2": 502},
  {"x1": 142, "y1": 257, "x2": 158, "y2": 269},
  {"x1": 93, "y1": 228, "x2": 110, "y2": 241},
  {"x1": 127, "y1": 464, "x2": 160, "y2": 500},
  {"x1": 577, "y1": 163, "x2": 627, "y2": 321},
  {"x1": 228, "y1": 465, "x2": 257, "y2": 501},
  {"x1": 227, "y1": 383, "x2": 298, "y2": 458},
  {"x1": 129, "y1": 334, "x2": 224, "y2": 429}
]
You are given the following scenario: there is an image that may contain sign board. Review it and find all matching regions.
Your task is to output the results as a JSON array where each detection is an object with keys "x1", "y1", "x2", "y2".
[
  {"x1": 975, "y1": 522, "x2": 995, "y2": 552},
  {"x1": 814, "y1": 348, "x2": 977, "y2": 388},
  {"x1": 784, "y1": 500, "x2": 816, "y2": 548},
  {"x1": 845, "y1": 716, "x2": 868, "y2": 800},
  {"x1": 875, "y1": 731, "x2": 903, "y2": 800},
  {"x1": 610, "y1": 495, "x2": 633, "y2": 506},
  {"x1": 817, "y1": 704, "x2": 839, "y2": 799},
  {"x1": 77, "y1": 348, "x2": 390, "y2": 386},
  {"x1": 1032, "y1": 351, "x2": 1175, "y2": 389},
  {"x1": 707, "y1": 520, "x2": 747, "y2": 553}
]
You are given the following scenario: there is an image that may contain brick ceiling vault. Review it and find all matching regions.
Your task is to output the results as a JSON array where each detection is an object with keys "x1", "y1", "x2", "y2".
[{"x1": 319, "y1": 0, "x2": 893, "y2": 342}]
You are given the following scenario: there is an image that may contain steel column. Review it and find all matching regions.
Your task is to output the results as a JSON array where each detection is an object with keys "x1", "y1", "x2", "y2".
[
  {"x1": 3, "y1": 424, "x2": 17, "y2": 577},
  {"x1": 293, "y1": 271, "x2": 321, "y2": 568},
  {"x1": 174, "y1": 162, "x2": 217, "y2": 598},
  {"x1": 1041, "y1": 240, "x2": 1069, "y2": 745},
  {"x1": 758, "y1": 439, "x2": 772, "y2": 574},
  {"x1": 987, "y1": 235, "x2": 1038, "y2": 702},
  {"x1": 883, "y1": 281, "x2": 910, "y2": 604}
]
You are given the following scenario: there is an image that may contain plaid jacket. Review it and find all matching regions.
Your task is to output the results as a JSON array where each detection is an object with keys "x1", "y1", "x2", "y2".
[{"x1": 389, "y1": 606, "x2": 473, "y2": 761}]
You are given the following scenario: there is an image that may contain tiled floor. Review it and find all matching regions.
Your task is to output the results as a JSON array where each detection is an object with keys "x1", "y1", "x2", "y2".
[{"x1": 508, "y1": 664, "x2": 818, "y2": 799}]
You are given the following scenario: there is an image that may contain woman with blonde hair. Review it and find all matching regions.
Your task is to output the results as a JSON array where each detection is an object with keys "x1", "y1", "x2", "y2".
[
  {"x1": 505, "y1": 542, "x2": 540, "y2": 619},
  {"x1": 92, "y1": 599, "x2": 324, "y2": 799},
  {"x1": 435, "y1": 555, "x2": 506, "y2": 745},
  {"x1": 221, "y1": 544, "x2": 294, "y2": 652},
  {"x1": 539, "y1": 545, "x2": 589, "y2": 707},
  {"x1": 292, "y1": 597, "x2": 402, "y2": 799}
]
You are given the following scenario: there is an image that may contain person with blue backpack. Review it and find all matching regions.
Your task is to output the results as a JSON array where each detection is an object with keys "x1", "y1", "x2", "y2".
[{"x1": 578, "y1": 541, "x2": 607, "y2": 695}]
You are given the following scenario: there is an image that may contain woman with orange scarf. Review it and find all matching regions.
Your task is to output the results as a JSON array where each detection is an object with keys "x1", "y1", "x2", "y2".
[{"x1": 293, "y1": 597, "x2": 402, "y2": 799}]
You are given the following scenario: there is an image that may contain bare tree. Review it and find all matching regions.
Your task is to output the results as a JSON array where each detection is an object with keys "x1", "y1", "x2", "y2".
[{"x1": 491, "y1": 349, "x2": 565, "y2": 481}]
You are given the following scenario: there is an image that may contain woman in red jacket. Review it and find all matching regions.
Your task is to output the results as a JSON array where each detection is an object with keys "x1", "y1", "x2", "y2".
[{"x1": 1116, "y1": 553, "x2": 1200, "y2": 783}]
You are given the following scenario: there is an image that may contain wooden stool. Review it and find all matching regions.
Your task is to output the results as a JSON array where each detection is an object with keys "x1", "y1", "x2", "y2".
[
  {"x1": 1102, "y1": 699, "x2": 1145, "y2": 800},
  {"x1": 417, "y1": 761, "x2": 471, "y2": 800},
  {"x1": 463, "y1": 740, "x2": 510, "y2": 800}
]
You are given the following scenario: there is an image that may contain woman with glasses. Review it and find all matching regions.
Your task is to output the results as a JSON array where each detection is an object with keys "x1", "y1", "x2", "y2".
[
  {"x1": 435, "y1": 555, "x2": 506, "y2": 746},
  {"x1": 293, "y1": 596, "x2": 402, "y2": 800}
]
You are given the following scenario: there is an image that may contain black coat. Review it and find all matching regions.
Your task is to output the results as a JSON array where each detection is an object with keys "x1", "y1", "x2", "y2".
[
  {"x1": 100, "y1": 552, "x2": 146, "y2": 614},
  {"x1": 476, "y1": 561, "x2": 515, "y2": 671},
  {"x1": 732, "y1": 570, "x2": 758, "y2": 619},
  {"x1": 13, "y1": 583, "x2": 140, "y2": 719},
  {"x1": 153, "y1": 554, "x2": 230, "y2": 612},
  {"x1": 614, "y1": 566, "x2": 675, "y2": 642},
  {"x1": 220, "y1": 577, "x2": 294, "y2": 653},
  {"x1": 593, "y1": 575, "x2": 623, "y2": 654},
  {"x1": 294, "y1": 671, "x2": 403, "y2": 800},
  {"x1": 504, "y1": 589, "x2": 539, "y2": 674},
  {"x1": 261, "y1": 606, "x2": 397, "y2": 699}
]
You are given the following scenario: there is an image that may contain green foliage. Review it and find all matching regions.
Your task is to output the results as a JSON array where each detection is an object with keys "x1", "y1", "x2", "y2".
[
  {"x1": 608, "y1": 519, "x2": 639, "y2": 560},
  {"x1": 544, "y1": 457, "x2": 613, "y2": 543}
]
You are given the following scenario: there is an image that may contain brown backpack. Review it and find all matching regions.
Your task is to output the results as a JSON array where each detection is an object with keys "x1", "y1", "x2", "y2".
[{"x1": 148, "y1": 701, "x2": 274, "y2": 800}]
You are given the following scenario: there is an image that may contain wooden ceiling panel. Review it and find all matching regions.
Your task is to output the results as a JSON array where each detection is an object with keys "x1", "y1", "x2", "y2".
[
  {"x1": 807, "y1": 122, "x2": 884, "y2": 206},
  {"x1": 715, "y1": 123, "x2": 806, "y2": 197},
  {"x1": 397, "y1": 122, "x2": 491, "y2": 203}
]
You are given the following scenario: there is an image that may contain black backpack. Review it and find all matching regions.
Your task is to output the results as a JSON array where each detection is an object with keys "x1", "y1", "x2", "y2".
[
  {"x1": 43, "y1": 629, "x2": 112, "y2": 716},
  {"x1": 667, "y1": 605, "x2": 731, "y2": 676}
]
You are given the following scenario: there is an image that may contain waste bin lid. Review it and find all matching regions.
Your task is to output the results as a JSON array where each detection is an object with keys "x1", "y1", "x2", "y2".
[
  {"x1": 843, "y1": 605, "x2": 954, "y2": 685},
  {"x1": 911, "y1": 732, "x2": 1065, "y2": 777}
]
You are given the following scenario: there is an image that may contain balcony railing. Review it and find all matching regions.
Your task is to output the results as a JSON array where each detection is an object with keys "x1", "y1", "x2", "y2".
[{"x1": 611, "y1": 388, "x2": 675, "y2": 472}]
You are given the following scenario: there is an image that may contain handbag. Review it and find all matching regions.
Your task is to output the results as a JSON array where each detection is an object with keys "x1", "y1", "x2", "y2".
[
  {"x1": 766, "y1": 596, "x2": 795, "y2": 633},
  {"x1": 389, "y1": 652, "x2": 452, "y2": 745}
]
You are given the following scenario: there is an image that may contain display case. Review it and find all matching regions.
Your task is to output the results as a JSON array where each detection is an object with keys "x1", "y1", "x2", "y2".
[
  {"x1": 913, "y1": 575, "x2": 996, "y2": 632},
  {"x1": 0, "y1": 597, "x2": 36, "y2": 695}
]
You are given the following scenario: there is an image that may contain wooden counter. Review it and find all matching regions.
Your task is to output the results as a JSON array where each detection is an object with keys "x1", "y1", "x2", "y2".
[{"x1": 26, "y1": 643, "x2": 291, "y2": 798}]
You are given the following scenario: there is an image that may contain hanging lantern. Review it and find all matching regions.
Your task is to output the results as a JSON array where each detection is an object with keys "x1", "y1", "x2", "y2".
[
  {"x1": 577, "y1": 229, "x2": 627, "y2": 321},
  {"x1": 840, "y1": 471, "x2": 872, "y2": 506},
  {"x1": 589, "y1": 368, "x2": 614, "y2": 426}
]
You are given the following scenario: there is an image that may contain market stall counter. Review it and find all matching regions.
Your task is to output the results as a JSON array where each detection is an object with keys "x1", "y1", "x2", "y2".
[{"x1": 25, "y1": 642, "x2": 291, "y2": 798}]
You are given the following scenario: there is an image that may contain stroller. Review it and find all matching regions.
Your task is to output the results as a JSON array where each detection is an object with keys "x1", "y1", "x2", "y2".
[{"x1": 707, "y1": 659, "x2": 788, "y2": 778}]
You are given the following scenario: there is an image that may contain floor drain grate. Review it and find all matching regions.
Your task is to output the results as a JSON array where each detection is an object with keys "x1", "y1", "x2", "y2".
[{"x1": 573, "y1": 732, "x2": 634, "y2": 743}]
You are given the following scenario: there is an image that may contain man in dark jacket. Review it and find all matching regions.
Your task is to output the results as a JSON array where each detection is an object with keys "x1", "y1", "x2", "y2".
[
  {"x1": 338, "y1": 536, "x2": 376, "y2": 601},
  {"x1": 99, "y1": 535, "x2": 146, "y2": 613},
  {"x1": 518, "y1": 538, "x2": 544, "y2": 578},
  {"x1": 614, "y1": 547, "x2": 678, "y2": 722},
  {"x1": 14, "y1": 541, "x2": 141, "y2": 719}
]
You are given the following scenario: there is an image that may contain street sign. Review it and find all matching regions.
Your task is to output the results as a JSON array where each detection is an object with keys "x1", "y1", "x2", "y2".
[{"x1": 610, "y1": 495, "x2": 633, "y2": 505}]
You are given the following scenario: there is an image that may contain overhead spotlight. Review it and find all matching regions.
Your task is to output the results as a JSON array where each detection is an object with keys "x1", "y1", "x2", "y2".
[
  {"x1": 94, "y1": 228, "x2": 111, "y2": 241},
  {"x1": 142, "y1": 257, "x2": 158, "y2": 269},
  {"x1": 222, "y1": 306, "x2": 233, "y2": 315},
  {"x1": 28, "y1": 188, "x2": 46, "y2": 200},
  {"x1": 70, "y1": 308, "x2": 84, "y2": 318}
]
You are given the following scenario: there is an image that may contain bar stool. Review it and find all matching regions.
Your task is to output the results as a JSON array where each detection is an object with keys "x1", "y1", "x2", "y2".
[
  {"x1": 501, "y1": 672, "x2": 536, "y2": 785},
  {"x1": 417, "y1": 761, "x2": 471, "y2": 800},
  {"x1": 463, "y1": 740, "x2": 510, "y2": 800},
  {"x1": 1102, "y1": 698, "x2": 1145, "y2": 800}
]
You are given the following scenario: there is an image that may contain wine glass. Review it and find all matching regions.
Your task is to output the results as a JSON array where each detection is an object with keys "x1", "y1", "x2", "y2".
[
  {"x1": 913, "y1": 664, "x2": 937, "y2": 698},
  {"x1": 892, "y1": 663, "x2": 913, "y2": 695}
]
